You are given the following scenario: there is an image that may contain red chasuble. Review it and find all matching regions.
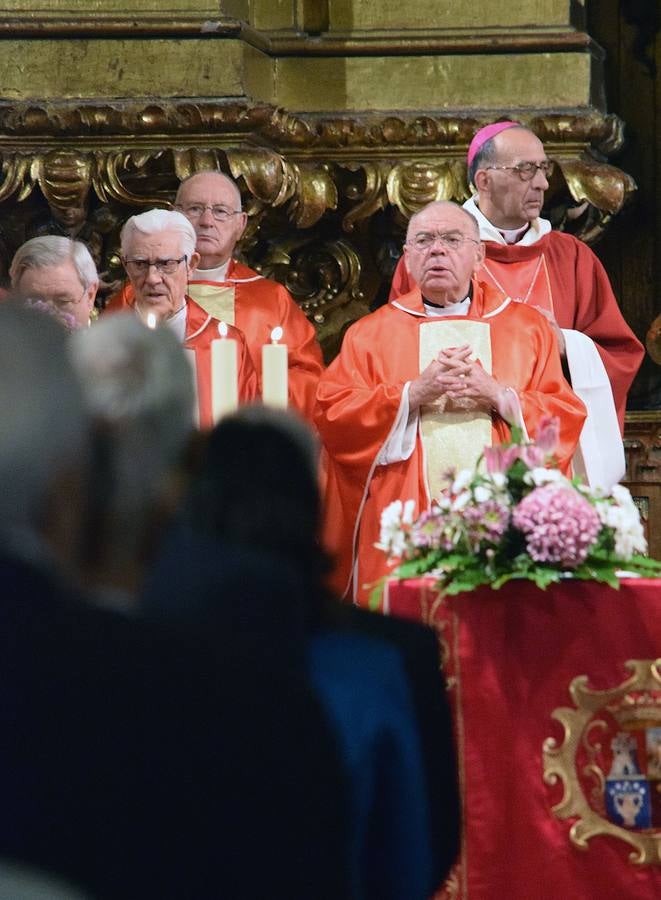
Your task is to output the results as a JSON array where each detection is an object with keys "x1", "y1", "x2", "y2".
[
  {"x1": 102, "y1": 295, "x2": 257, "y2": 430},
  {"x1": 315, "y1": 280, "x2": 586, "y2": 605},
  {"x1": 390, "y1": 230, "x2": 644, "y2": 432},
  {"x1": 106, "y1": 260, "x2": 324, "y2": 421}
]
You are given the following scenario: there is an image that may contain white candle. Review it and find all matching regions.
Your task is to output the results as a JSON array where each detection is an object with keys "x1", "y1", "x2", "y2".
[
  {"x1": 262, "y1": 326, "x2": 288, "y2": 409},
  {"x1": 184, "y1": 348, "x2": 200, "y2": 429},
  {"x1": 211, "y1": 321, "x2": 238, "y2": 422}
]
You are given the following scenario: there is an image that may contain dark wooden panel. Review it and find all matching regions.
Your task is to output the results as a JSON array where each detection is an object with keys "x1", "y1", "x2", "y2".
[{"x1": 588, "y1": 0, "x2": 661, "y2": 412}]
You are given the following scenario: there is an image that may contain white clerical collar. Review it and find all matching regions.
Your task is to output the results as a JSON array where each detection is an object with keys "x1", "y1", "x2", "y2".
[
  {"x1": 165, "y1": 300, "x2": 188, "y2": 342},
  {"x1": 423, "y1": 296, "x2": 470, "y2": 317},
  {"x1": 193, "y1": 260, "x2": 230, "y2": 282},
  {"x1": 463, "y1": 194, "x2": 552, "y2": 246}
]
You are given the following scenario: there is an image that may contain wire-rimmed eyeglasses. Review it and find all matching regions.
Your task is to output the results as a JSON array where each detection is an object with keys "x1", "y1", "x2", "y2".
[
  {"x1": 176, "y1": 204, "x2": 242, "y2": 222},
  {"x1": 483, "y1": 160, "x2": 555, "y2": 182},
  {"x1": 407, "y1": 232, "x2": 480, "y2": 252}
]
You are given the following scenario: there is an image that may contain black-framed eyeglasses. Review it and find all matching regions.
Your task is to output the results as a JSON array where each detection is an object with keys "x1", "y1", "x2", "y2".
[
  {"x1": 407, "y1": 231, "x2": 480, "y2": 252},
  {"x1": 175, "y1": 203, "x2": 242, "y2": 222},
  {"x1": 123, "y1": 255, "x2": 187, "y2": 276},
  {"x1": 484, "y1": 160, "x2": 555, "y2": 182}
]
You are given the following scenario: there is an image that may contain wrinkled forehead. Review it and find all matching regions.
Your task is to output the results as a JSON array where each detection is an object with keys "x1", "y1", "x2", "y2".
[
  {"x1": 18, "y1": 259, "x2": 82, "y2": 289},
  {"x1": 493, "y1": 128, "x2": 546, "y2": 163},
  {"x1": 408, "y1": 205, "x2": 478, "y2": 239},
  {"x1": 125, "y1": 228, "x2": 184, "y2": 257},
  {"x1": 178, "y1": 173, "x2": 240, "y2": 207}
]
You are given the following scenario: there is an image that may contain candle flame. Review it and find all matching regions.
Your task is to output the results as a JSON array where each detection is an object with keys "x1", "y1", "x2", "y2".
[
  {"x1": 146, "y1": 313, "x2": 157, "y2": 330},
  {"x1": 271, "y1": 326, "x2": 283, "y2": 343},
  {"x1": 218, "y1": 321, "x2": 228, "y2": 338}
]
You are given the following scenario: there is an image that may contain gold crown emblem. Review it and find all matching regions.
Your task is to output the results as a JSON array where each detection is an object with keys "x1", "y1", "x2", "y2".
[{"x1": 607, "y1": 692, "x2": 661, "y2": 730}]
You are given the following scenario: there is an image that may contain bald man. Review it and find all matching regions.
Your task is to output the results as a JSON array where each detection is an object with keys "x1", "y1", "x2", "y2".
[
  {"x1": 316, "y1": 201, "x2": 585, "y2": 604},
  {"x1": 107, "y1": 172, "x2": 323, "y2": 419},
  {"x1": 390, "y1": 123, "x2": 644, "y2": 490}
]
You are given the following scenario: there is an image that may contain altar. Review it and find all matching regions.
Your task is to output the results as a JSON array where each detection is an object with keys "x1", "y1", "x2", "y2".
[{"x1": 383, "y1": 578, "x2": 661, "y2": 899}]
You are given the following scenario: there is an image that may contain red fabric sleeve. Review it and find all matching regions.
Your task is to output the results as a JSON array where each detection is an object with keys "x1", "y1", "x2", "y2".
[{"x1": 547, "y1": 234, "x2": 644, "y2": 431}]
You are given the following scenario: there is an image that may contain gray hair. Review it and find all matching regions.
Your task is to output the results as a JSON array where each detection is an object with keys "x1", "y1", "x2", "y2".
[
  {"x1": 9, "y1": 235, "x2": 98, "y2": 290},
  {"x1": 0, "y1": 302, "x2": 88, "y2": 536},
  {"x1": 468, "y1": 136, "x2": 500, "y2": 190},
  {"x1": 120, "y1": 208, "x2": 196, "y2": 259},
  {"x1": 69, "y1": 313, "x2": 195, "y2": 562}
]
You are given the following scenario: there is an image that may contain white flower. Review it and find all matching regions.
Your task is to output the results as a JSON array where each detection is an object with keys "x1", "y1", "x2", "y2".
[
  {"x1": 473, "y1": 485, "x2": 491, "y2": 503},
  {"x1": 596, "y1": 489, "x2": 647, "y2": 560},
  {"x1": 611, "y1": 483, "x2": 638, "y2": 510},
  {"x1": 402, "y1": 499, "x2": 416, "y2": 525},
  {"x1": 451, "y1": 490, "x2": 471, "y2": 512},
  {"x1": 524, "y1": 467, "x2": 567, "y2": 487},
  {"x1": 452, "y1": 469, "x2": 472, "y2": 494},
  {"x1": 376, "y1": 499, "x2": 411, "y2": 558},
  {"x1": 490, "y1": 472, "x2": 507, "y2": 490}
]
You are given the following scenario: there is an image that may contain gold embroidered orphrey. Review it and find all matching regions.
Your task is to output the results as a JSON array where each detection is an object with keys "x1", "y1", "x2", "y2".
[{"x1": 543, "y1": 659, "x2": 661, "y2": 864}]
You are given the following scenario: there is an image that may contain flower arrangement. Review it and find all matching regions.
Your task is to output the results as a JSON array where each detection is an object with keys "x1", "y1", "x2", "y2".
[{"x1": 375, "y1": 417, "x2": 661, "y2": 601}]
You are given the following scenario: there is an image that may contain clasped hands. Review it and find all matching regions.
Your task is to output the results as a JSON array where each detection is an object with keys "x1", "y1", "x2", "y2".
[{"x1": 408, "y1": 344, "x2": 510, "y2": 417}]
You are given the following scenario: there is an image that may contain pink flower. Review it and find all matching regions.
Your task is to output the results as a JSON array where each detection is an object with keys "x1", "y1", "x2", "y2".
[
  {"x1": 462, "y1": 499, "x2": 510, "y2": 551},
  {"x1": 484, "y1": 444, "x2": 520, "y2": 474},
  {"x1": 410, "y1": 508, "x2": 457, "y2": 552},
  {"x1": 534, "y1": 415, "x2": 560, "y2": 456},
  {"x1": 512, "y1": 485, "x2": 601, "y2": 568},
  {"x1": 520, "y1": 444, "x2": 545, "y2": 468}
]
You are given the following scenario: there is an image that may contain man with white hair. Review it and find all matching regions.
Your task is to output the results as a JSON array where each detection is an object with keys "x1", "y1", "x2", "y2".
[
  {"x1": 9, "y1": 234, "x2": 98, "y2": 329},
  {"x1": 114, "y1": 207, "x2": 257, "y2": 428},
  {"x1": 69, "y1": 313, "x2": 196, "y2": 604},
  {"x1": 107, "y1": 172, "x2": 324, "y2": 418}
]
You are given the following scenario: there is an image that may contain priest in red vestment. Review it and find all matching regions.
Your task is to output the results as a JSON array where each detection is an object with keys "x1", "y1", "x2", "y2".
[
  {"x1": 390, "y1": 122, "x2": 644, "y2": 489},
  {"x1": 106, "y1": 172, "x2": 323, "y2": 419},
  {"x1": 113, "y1": 208, "x2": 257, "y2": 429},
  {"x1": 316, "y1": 201, "x2": 586, "y2": 605}
]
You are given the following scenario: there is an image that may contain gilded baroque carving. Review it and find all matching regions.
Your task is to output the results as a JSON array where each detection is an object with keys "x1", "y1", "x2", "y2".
[
  {"x1": 385, "y1": 160, "x2": 470, "y2": 219},
  {"x1": 0, "y1": 101, "x2": 641, "y2": 348},
  {"x1": 247, "y1": 233, "x2": 363, "y2": 322},
  {"x1": 623, "y1": 417, "x2": 661, "y2": 482}
]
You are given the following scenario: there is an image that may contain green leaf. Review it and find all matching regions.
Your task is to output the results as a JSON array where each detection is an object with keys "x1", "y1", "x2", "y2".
[
  {"x1": 623, "y1": 555, "x2": 661, "y2": 574},
  {"x1": 367, "y1": 578, "x2": 386, "y2": 611}
]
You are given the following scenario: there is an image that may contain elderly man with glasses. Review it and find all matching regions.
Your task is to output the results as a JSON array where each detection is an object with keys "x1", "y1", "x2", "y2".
[
  {"x1": 391, "y1": 122, "x2": 644, "y2": 490},
  {"x1": 115, "y1": 208, "x2": 257, "y2": 428},
  {"x1": 107, "y1": 172, "x2": 324, "y2": 419},
  {"x1": 10, "y1": 235, "x2": 99, "y2": 329},
  {"x1": 316, "y1": 200, "x2": 586, "y2": 604}
]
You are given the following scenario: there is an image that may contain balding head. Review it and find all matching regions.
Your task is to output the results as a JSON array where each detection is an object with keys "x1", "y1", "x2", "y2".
[
  {"x1": 175, "y1": 171, "x2": 247, "y2": 269},
  {"x1": 175, "y1": 171, "x2": 242, "y2": 211},
  {"x1": 407, "y1": 201, "x2": 479, "y2": 242},
  {"x1": 403, "y1": 201, "x2": 484, "y2": 306},
  {"x1": 471, "y1": 126, "x2": 551, "y2": 230}
]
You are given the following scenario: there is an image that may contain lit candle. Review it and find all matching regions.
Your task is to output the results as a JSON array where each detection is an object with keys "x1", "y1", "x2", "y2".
[
  {"x1": 262, "y1": 326, "x2": 288, "y2": 409},
  {"x1": 211, "y1": 321, "x2": 238, "y2": 422},
  {"x1": 146, "y1": 312, "x2": 157, "y2": 330}
]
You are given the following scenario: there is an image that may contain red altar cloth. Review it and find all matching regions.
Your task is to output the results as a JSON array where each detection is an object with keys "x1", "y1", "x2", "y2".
[{"x1": 383, "y1": 578, "x2": 661, "y2": 899}]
